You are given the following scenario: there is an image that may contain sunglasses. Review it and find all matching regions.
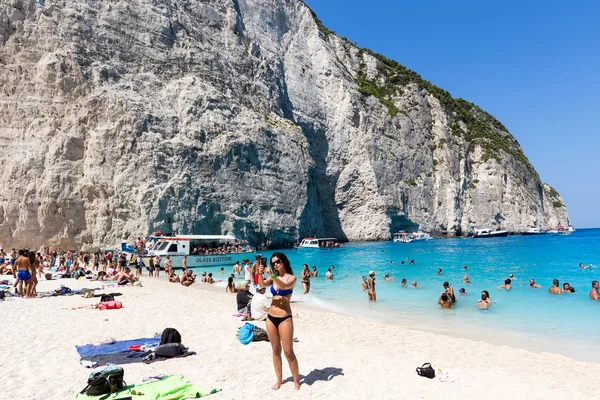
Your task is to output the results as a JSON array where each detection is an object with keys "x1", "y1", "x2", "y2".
[{"x1": 271, "y1": 259, "x2": 282, "y2": 267}]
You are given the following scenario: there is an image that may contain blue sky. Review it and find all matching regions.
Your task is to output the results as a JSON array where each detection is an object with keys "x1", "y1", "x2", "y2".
[{"x1": 306, "y1": 0, "x2": 600, "y2": 228}]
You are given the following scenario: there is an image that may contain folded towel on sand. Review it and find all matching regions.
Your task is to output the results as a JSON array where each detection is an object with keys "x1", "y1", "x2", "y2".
[
  {"x1": 76, "y1": 374, "x2": 217, "y2": 399},
  {"x1": 76, "y1": 336, "x2": 160, "y2": 357}
]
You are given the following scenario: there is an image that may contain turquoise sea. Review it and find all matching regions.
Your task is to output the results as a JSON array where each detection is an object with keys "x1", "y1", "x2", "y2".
[{"x1": 195, "y1": 229, "x2": 600, "y2": 362}]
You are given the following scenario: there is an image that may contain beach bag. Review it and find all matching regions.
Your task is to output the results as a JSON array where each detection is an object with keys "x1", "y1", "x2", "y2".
[
  {"x1": 154, "y1": 343, "x2": 183, "y2": 358},
  {"x1": 253, "y1": 326, "x2": 270, "y2": 342},
  {"x1": 80, "y1": 364, "x2": 125, "y2": 398},
  {"x1": 416, "y1": 363, "x2": 435, "y2": 379},
  {"x1": 45, "y1": 273, "x2": 53, "y2": 280},
  {"x1": 100, "y1": 294, "x2": 115, "y2": 302},
  {"x1": 160, "y1": 327, "x2": 182, "y2": 345},
  {"x1": 237, "y1": 323, "x2": 255, "y2": 345},
  {"x1": 98, "y1": 300, "x2": 122, "y2": 310}
]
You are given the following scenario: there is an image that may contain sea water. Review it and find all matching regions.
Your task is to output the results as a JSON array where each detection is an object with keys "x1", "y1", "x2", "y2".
[{"x1": 193, "y1": 229, "x2": 600, "y2": 362}]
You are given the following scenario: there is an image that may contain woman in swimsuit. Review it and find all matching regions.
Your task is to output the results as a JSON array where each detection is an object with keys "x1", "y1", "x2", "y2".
[
  {"x1": 258, "y1": 252, "x2": 300, "y2": 391},
  {"x1": 301, "y1": 264, "x2": 311, "y2": 294}
]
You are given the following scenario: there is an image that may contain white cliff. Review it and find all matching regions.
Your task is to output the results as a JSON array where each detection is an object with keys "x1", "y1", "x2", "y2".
[{"x1": 0, "y1": 0, "x2": 570, "y2": 249}]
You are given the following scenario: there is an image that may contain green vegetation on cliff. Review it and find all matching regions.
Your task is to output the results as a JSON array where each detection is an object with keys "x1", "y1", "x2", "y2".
[
  {"x1": 545, "y1": 184, "x2": 565, "y2": 208},
  {"x1": 300, "y1": 1, "x2": 536, "y2": 176}
]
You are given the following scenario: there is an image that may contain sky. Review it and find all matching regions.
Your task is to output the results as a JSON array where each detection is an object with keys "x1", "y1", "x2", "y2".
[{"x1": 306, "y1": 0, "x2": 600, "y2": 228}]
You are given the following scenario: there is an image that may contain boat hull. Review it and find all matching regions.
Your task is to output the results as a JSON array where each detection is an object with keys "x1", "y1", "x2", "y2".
[
  {"x1": 473, "y1": 231, "x2": 509, "y2": 238},
  {"x1": 146, "y1": 252, "x2": 256, "y2": 269},
  {"x1": 520, "y1": 232, "x2": 547, "y2": 236}
]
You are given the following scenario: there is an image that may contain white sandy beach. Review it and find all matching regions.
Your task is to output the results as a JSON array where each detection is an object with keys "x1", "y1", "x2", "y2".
[{"x1": 1, "y1": 275, "x2": 599, "y2": 400}]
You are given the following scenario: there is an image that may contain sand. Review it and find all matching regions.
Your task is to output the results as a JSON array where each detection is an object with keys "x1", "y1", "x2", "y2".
[{"x1": 1, "y1": 274, "x2": 599, "y2": 400}]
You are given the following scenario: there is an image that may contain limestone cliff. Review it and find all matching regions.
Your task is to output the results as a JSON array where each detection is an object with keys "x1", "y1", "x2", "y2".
[{"x1": 0, "y1": 0, "x2": 570, "y2": 249}]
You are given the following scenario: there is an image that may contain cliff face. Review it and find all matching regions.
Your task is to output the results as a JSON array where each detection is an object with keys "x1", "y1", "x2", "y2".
[{"x1": 0, "y1": 0, "x2": 569, "y2": 249}]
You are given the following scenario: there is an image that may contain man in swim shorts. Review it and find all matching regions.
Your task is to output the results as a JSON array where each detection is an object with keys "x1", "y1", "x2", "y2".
[{"x1": 13, "y1": 249, "x2": 31, "y2": 297}]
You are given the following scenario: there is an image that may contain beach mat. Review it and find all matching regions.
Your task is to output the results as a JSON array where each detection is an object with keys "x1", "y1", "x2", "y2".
[
  {"x1": 80, "y1": 350, "x2": 196, "y2": 366},
  {"x1": 76, "y1": 374, "x2": 216, "y2": 399},
  {"x1": 76, "y1": 336, "x2": 160, "y2": 357}
]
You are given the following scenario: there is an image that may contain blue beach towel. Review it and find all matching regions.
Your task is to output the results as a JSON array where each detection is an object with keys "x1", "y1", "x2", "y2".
[
  {"x1": 237, "y1": 323, "x2": 255, "y2": 345},
  {"x1": 76, "y1": 336, "x2": 160, "y2": 357}
]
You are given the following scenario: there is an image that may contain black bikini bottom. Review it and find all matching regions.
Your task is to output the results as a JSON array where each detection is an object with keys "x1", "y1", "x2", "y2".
[{"x1": 267, "y1": 314, "x2": 292, "y2": 328}]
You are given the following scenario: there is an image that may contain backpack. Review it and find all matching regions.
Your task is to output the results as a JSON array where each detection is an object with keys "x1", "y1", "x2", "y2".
[
  {"x1": 253, "y1": 326, "x2": 270, "y2": 342},
  {"x1": 80, "y1": 365, "x2": 125, "y2": 399},
  {"x1": 160, "y1": 328, "x2": 182, "y2": 345},
  {"x1": 416, "y1": 363, "x2": 436, "y2": 379},
  {"x1": 100, "y1": 294, "x2": 115, "y2": 302},
  {"x1": 154, "y1": 343, "x2": 183, "y2": 358}
]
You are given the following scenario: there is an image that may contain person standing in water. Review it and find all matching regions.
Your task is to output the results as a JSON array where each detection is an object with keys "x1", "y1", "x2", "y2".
[
  {"x1": 443, "y1": 282, "x2": 456, "y2": 303},
  {"x1": 258, "y1": 252, "x2": 300, "y2": 391},
  {"x1": 301, "y1": 264, "x2": 311, "y2": 294},
  {"x1": 368, "y1": 270, "x2": 376, "y2": 302},
  {"x1": 548, "y1": 279, "x2": 562, "y2": 294},
  {"x1": 589, "y1": 281, "x2": 599, "y2": 300}
]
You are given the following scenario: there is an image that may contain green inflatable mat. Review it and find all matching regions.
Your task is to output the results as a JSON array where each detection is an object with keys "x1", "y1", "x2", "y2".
[{"x1": 76, "y1": 374, "x2": 218, "y2": 399}]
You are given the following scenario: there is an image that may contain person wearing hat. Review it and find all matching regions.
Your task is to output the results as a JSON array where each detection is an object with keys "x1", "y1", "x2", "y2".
[
  {"x1": 368, "y1": 270, "x2": 376, "y2": 302},
  {"x1": 236, "y1": 282, "x2": 253, "y2": 314},
  {"x1": 250, "y1": 285, "x2": 271, "y2": 321}
]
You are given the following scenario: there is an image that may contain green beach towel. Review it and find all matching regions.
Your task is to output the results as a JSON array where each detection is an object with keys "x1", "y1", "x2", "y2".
[{"x1": 76, "y1": 375, "x2": 217, "y2": 399}]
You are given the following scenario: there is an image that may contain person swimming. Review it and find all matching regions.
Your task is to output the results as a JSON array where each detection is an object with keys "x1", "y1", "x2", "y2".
[
  {"x1": 437, "y1": 268, "x2": 442, "y2": 275},
  {"x1": 529, "y1": 279, "x2": 541, "y2": 288},
  {"x1": 463, "y1": 275, "x2": 471, "y2": 284},
  {"x1": 459, "y1": 288, "x2": 466, "y2": 296},
  {"x1": 400, "y1": 278, "x2": 407, "y2": 287},
  {"x1": 549, "y1": 279, "x2": 562, "y2": 294},
  {"x1": 384, "y1": 273, "x2": 395, "y2": 281},
  {"x1": 563, "y1": 282, "x2": 575, "y2": 293},
  {"x1": 478, "y1": 293, "x2": 490, "y2": 309},
  {"x1": 438, "y1": 293, "x2": 452, "y2": 309},
  {"x1": 498, "y1": 279, "x2": 511, "y2": 290}
]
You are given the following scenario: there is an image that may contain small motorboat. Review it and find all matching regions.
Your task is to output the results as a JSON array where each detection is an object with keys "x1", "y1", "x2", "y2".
[{"x1": 473, "y1": 228, "x2": 509, "y2": 238}]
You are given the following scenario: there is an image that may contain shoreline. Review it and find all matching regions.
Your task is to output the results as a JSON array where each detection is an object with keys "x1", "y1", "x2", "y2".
[{"x1": 2, "y1": 274, "x2": 600, "y2": 399}]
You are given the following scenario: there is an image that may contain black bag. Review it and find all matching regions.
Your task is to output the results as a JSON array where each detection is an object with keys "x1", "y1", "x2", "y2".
[
  {"x1": 154, "y1": 343, "x2": 183, "y2": 358},
  {"x1": 80, "y1": 365, "x2": 126, "y2": 399},
  {"x1": 253, "y1": 326, "x2": 270, "y2": 342},
  {"x1": 160, "y1": 327, "x2": 182, "y2": 345},
  {"x1": 416, "y1": 363, "x2": 435, "y2": 379},
  {"x1": 100, "y1": 294, "x2": 115, "y2": 302}
]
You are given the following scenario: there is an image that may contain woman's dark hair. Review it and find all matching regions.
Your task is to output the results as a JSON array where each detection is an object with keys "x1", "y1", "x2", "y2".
[
  {"x1": 441, "y1": 293, "x2": 449, "y2": 301},
  {"x1": 27, "y1": 251, "x2": 36, "y2": 265},
  {"x1": 482, "y1": 290, "x2": 490, "y2": 299},
  {"x1": 227, "y1": 276, "x2": 234, "y2": 288},
  {"x1": 481, "y1": 294, "x2": 488, "y2": 301},
  {"x1": 443, "y1": 281, "x2": 449, "y2": 288},
  {"x1": 505, "y1": 279, "x2": 511, "y2": 285},
  {"x1": 270, "y1": 252, "x2": 293, "y2": 276}
]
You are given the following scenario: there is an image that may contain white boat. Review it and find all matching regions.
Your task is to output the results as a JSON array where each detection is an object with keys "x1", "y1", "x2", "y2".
[
  {"x1": 146, "y1": 234, "x2": 255, "y2": 268},
  {"x1": 393, "y1": 231, "x2": 433, "y2": 243},
  {"x1": 298, "y1": 237, "x2": 341, "y2": 248},
  {"x1": 548, "y1": 225, "x2": 575, "y2": 235},
  {"x1": 520, "y1": 228, "x2": 547, "y2": 236},
  {"x1": 473, "y1": 228, "x2": 509, "y2": 238}
]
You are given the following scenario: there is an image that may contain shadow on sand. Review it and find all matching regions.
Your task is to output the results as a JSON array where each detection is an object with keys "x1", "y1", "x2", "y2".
[{"x1": 282, "y1": 367, "x2": 344, "y2": 386}]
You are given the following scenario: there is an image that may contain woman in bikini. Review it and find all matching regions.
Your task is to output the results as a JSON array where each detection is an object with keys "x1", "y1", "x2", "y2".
[
  {"x1": 258, "y1": 252, "x2": 300, "y2": 391},
  {"x1": 301, "y1": 264, "x2": 311, "y2": 294}
]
